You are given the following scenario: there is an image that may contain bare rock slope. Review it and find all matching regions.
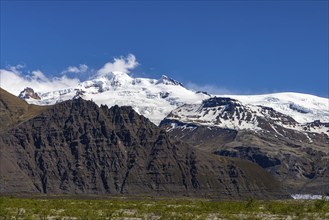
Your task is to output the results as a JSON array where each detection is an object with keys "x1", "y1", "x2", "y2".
[{"x1": 0, "y1": 89, "x2": 288, "y2": 199}]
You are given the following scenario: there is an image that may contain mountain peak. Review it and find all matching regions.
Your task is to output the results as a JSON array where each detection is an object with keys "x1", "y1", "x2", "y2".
[
  {"x1": 18, "y1": 87, "x2": 41, "y2": 100},
  {"x1": 156, "y1": 75, "x2": 183, "y2": 86},
  {"x1": 202, "y1": 97, "x2": 240, "y2": 108}
]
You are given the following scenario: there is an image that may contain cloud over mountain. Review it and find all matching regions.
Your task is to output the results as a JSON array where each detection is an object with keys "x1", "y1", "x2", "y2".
[
  {"x1": 97, "y1": 54, "x2": 138, "y2": 76},
  {"x1": 0, "y1": 68, "x2": 80, "y2": 96},
  {"x1": 0, "y1": 54, "x2": 139, "y2": 96}
]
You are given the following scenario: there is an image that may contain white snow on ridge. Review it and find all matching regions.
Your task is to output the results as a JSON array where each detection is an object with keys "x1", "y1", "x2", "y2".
[
  {"x1": 224, "y1": 93, "x2": 329, "y2": 124},
  {"x1": 165, "y1": 97, "x2": 329, "y2": 136},
  {"x1": 167, "y1": 103, "x2": 262, "y2": 131}
]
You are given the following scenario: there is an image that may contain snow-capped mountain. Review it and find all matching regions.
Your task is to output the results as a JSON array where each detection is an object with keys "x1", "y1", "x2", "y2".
[
  {"x1": 17, "y1": 71, "x2": 328, "y2": 127},
  {"x1": 226, "y1": 93, "x2": 329, "y2": 124},
  {"x1": 7, "y1": 71, "x2": 329, "y2": 195},
  {"x1": 161, "y1": 97, "x2": 329, "y2": 136},
  {"x1": 20, "y1": 72, "x2": 209, "y2": 124}
]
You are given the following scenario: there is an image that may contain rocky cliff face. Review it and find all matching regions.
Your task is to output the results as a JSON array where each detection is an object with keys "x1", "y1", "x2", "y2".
[
  {"x1": 0, "y1": 92, "x2": 288, "y2": 199},
  {"x1": 160, "y1": 97, "x2": 329, "y2": 195}
]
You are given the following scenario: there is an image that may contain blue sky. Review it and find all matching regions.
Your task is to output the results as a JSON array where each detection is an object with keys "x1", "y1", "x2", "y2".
[{"x1": 1, "y1": 1, "x2": 328, "y2": 97}]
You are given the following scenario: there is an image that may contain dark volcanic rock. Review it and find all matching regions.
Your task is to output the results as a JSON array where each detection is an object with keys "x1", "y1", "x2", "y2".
[{"x1": 0, "y1": 95, "x2": 288, "y2": 199}]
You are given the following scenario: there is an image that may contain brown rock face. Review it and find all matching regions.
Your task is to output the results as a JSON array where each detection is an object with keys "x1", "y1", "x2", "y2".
[{"x1": 0, "y1": 92, "x2": 289, "y2": 199}]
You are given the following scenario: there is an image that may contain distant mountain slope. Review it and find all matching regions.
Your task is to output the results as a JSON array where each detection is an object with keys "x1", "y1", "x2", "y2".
[
  {"x1": 160, "y1": 97, "x2": 329, "y2": 195},
  {"x1": 12, "y1": 72, "x2": 328, "y2": 125},
  {"x1": 0, "y1": 90, "x2": 289, "y2": 199}
]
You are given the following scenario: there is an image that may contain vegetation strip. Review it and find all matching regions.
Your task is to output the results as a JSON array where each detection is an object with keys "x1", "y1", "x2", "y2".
[{"x1": 1, "y1": 196, "x2": 328, "y2": 219}]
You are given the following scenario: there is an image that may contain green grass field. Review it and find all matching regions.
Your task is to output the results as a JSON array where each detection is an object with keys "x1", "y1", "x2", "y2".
[{"x1": 0, "y1": 196, "x2": 328, "y2": 220}]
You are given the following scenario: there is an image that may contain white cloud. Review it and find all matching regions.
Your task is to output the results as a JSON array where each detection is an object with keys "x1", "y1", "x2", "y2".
[
  {"x1": 97, "y1": 54, "x2": 139, "y2": 76},
  {"x1": 1, "y1": 55, "x2": 235, "y2": 98},
  {"x1": 0, "y1": 69, "x2": 80, "y2": 96},
  {"x1": 30, "y1": 70, "x2": 49, "y2": 81},
  {"x1": 63, "y1": 64, "x2": 89, "y2": 74},
  {"x1": 7, "y1": 64, "x2": 26, "y2": 74}
]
